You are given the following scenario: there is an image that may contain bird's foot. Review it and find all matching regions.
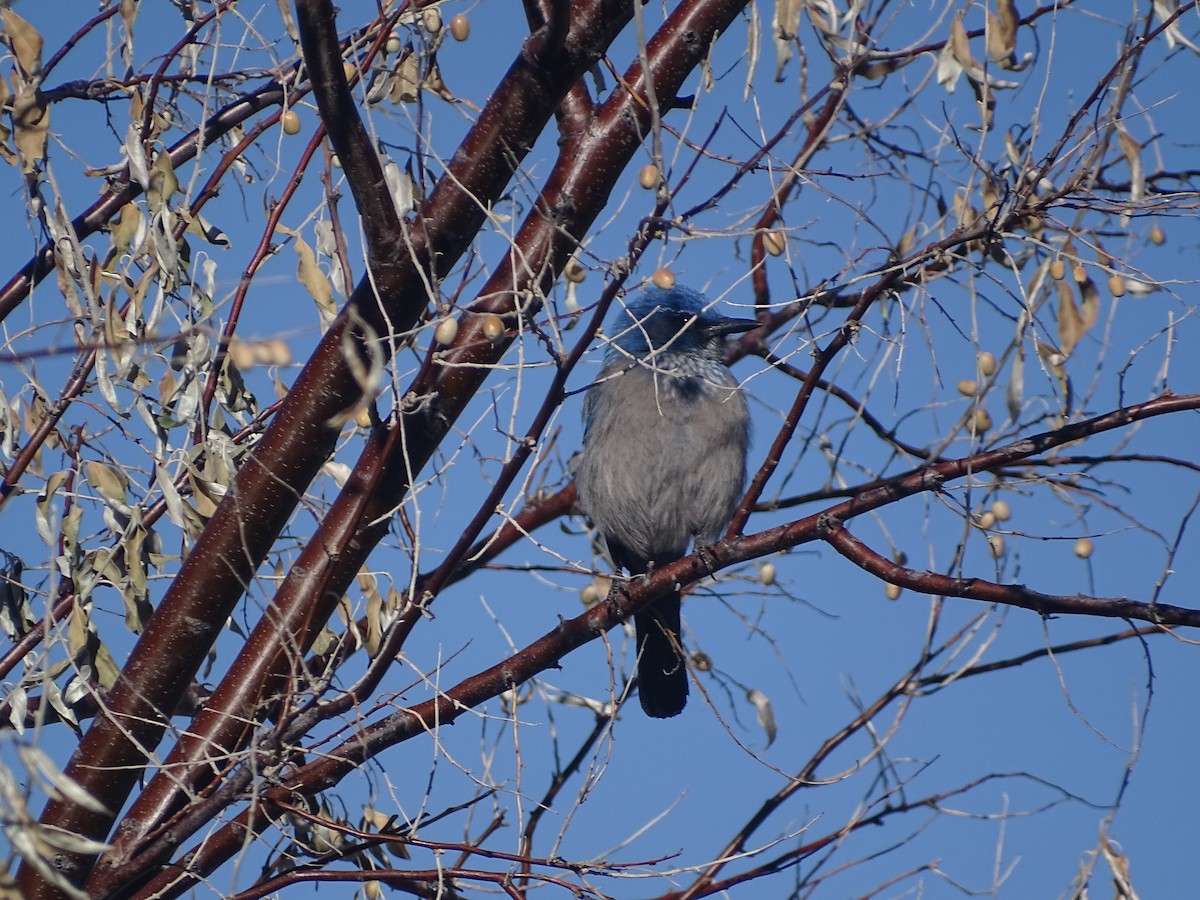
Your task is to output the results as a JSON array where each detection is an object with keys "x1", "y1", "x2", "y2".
[{"x1": 692, "y1": 540, "x2": 719, "y2": 577}]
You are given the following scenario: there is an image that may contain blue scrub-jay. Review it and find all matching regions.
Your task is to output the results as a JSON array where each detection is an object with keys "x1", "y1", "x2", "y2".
[{"x1": 575, "y1": 285, "x2": 754, "y2": 717}]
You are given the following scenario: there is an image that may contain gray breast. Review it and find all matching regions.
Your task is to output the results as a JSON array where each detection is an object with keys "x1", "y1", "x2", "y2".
[{"x1": 576, "y1": 365, "x2": 749, "y2": 569}]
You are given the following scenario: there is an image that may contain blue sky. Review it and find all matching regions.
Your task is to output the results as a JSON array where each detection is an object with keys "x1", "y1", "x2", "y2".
[{"x1": 2, "y1": 2, "x2": 1199, "y2": 897}]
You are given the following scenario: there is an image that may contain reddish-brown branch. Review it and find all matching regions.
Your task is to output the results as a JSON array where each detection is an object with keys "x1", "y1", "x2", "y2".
[
  {"x1": 41, "y1": 6, "x2": 122, "y2": 77},
  {"x1": 822, "y1": 521, "x2": 1200, "y2": 626},
  {"x1": 25, "y1": 0, "x2": 649, "y2": 894},
  {"x1": 72, "y1": 1, "x2": 702, "y2": 895},
  {"x1": 3, "y1": 3, "x2": 1194, "y2": 898},
  {"x1": 733, "y1": 394, "x2": 1200, "y2": 568},
  {"x1": 296, "y1": 2, "x2": 405, "y2": 274},
  {"x1": 106, "y1": 2, "x2": 755, "y2": 895},
  {"x1": 122, "y1": 390, "x2": 1200, "y2": 900}
]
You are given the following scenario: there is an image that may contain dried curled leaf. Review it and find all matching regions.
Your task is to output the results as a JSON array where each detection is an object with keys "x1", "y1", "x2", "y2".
[
  {"x1": 361, "y1": 571, "x2": 384, "y2": 656},
  {"x1": 36, "y1": 470, "x2": 68, "y2": 547},
  {"x1": 106, "y1": 203, "x2": 145, "y2": 272},
  {"x1": 84, "y1": 460, "x2": 130, "y2": 512},
  {"x1": 147, "y1": 152, "x2": 178, "y2": 213},
  {"x1": 1, "y1": 9, "x2": 44, "y2": 77},
  {"x1": 1056, "y1": 280, "x2": 1085, "y2": 358},
  {"x1": 772, "y1": 0, "x2": 802, "y2": 81},
  {"x1": 275, "y1": 0, "x2": 300, "y2": 44},
  {"x1": 1077, "y1": 271, "x2": 1100, "y2": 331},
  {"x1": 388, "y1": 52, "x2": 420, "y2": 104},
  {"x1": 0, "y1": 74, "x2": 14, "y2": 167},
  {"x1": 0, "y1": 548, "x2": 31, "y2": 639},
  {"x1": 11, "y1": 85, "x2": 49, "y2": 174},
  {"x1": 185, "y1": 210, "x2": 229, "y2": 246},
  {"x1": 0, "y1": 383, "x2": 18, "y2": 464},
  {"x1": 938, "y1": 8, "x2": 1022, "y2": 121},
  {"x1": 987, "y1": 0, "x2": 1022, "y2": 69},
  {"x1": 744, "y1": 1, "x2": 760, "y2": 99},
  {"x1": 937, "y1": 13, "x2": 972, "y2": 92},
  {"x1": 383, "y1": 159, "x2": 417, "y2": 217},
  {"x1": 119, "y1": 524, "x2": 153, "y2": 633},
  {"x1": 746, "y1": 688, "x2": 777, "y2": 747},
  {"x1": 858, "y1": 55, "x2": 908, "y2": 80},
  {"x1": 423, "y1": 61, "x2": 455, "y2": 102},
  {"x1": 1099, "y1": 828, "x2": 1141, "y2": 898},
  {"x1": 1153, "y1": 0, "x2": 1200, "y2": 54},
  {"x1": 292, "y1": 234, "x2": 337, "y2": 328},
  {"x1": 1115, "y1": 122, "x2": 1144, "y2": 224},
  {"x1": 119, "y1": 0, "x2": 137, "y2": 68}
]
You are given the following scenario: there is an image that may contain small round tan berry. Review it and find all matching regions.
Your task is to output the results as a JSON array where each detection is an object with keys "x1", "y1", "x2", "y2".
[
  {"x1": 977, "y1": 511, "x2": 997, "y2": 529},
  {"x1": 1074, "y1": 537, "x2": 1094, "y2": 559},
  {"x1": 580, "y1": 583, "x2": 603, "y2": 606},
  {"x1": 422, "y1": 8, "x2": 442, "y2": 33},
  {"x1": 281, "y1": 109, "x2": 301, "y2": 135},
  {"x1": 977, "y1": 350, "x2": 996, "y2": 376},
  {"x1": 1049, "y1": 259, "x2": 1066, "y2": 280},
  {"x1": 638, "y1": 164, "x2": 659, "y2": 190},
  {"x1": 972, "y1": 407, "x2": 993, "y2": 434},
  {"x1": 991, "y1": 499, "x2": 1012, "y2": 521},
  {"x1": 434, "y1": 316, "x2": 459, "y2": 346},
  {"x1": 449, "y1": 14, "x2": 470, "y2": 41},
  {"x1": 354, "y1": 406, "x2": 373, "y2": 428},
  {"x1": 386, "y1": 31, "x2": 403, "y2": 54},
  {"x1": 957, "y1": 379, "x2": 979, "y2": 397},
  {"x1": 762, "y1": 230, "x2": 786, "y2": 257},
  {"x1": 248, "y1": 340, "x2": 270, "y2": 367},
  {"x1": 271, "y1": 339, "x2": 293, "y2": 366},
  {"x1": 758, "y1": 561, "x2": 776, "y2": 586},
  {"x1": 257, "y1": 339, "x2": 291, "y2": 366},
  {"x1": 1072, "y1": 264, "x2": 1088, "y2": 284},
  {"x1": 1149, "y1": 224, "x2": 1166, "y2": 246},
  {"x1": 1107, "y1": 274, "x2": 1126, "y2": 298},
  {"x1": 885, "y1": 582, "x2": 902, "y2": 601},
  {"x1": 227, "y1": 339, "x2": 257, "y2": 370},
  {"x1": 651, "y1": 268, "x2": 676, "y2": 290},
  {"x1": 480, "y1": 314, "x2": 505, "y2": 343},
  {"x1": 564, "y1": 259, "x2": 586, "y2": 283},
  {"x1": 690, "y1": 651, "x2": 713, "y2": 671},
  {"x1": 987, "y1": 535, "x2": 1005, "y2": 558}
]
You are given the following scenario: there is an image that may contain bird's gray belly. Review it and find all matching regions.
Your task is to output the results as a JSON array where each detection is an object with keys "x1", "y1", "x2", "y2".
[{"x1": 579, "y1": 387, "x2": 746, "y2": 564}]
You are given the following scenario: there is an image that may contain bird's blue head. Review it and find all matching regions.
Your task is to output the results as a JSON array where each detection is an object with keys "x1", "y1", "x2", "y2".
[{"x1": 607, "y1": 285, "x2": 757, "y2": 362}]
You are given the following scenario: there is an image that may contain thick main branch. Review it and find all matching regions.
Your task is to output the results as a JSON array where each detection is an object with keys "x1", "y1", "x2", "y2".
[{"x1": 19, "y1": 0, "x2": 636, "y2": 895}]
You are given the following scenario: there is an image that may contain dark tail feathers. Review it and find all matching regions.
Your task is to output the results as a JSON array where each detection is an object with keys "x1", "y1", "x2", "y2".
[{"x1": 634, "y1": 595, "x2": 688, "y2": 718}]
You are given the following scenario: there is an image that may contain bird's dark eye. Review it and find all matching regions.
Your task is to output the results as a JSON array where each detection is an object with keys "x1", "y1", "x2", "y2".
[{"x1": 661, "y1": 312, "x2": 694, "y2": 334}]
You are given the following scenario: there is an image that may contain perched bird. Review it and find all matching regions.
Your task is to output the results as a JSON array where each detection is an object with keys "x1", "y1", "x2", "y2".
[{"x1": 575, "y1": 285, "x2": 754, "y2": 717}]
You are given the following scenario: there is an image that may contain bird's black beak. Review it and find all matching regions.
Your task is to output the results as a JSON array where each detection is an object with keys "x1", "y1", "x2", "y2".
[{"x1": 706, "y1": 316, "x2": 759, "y2": 337}]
